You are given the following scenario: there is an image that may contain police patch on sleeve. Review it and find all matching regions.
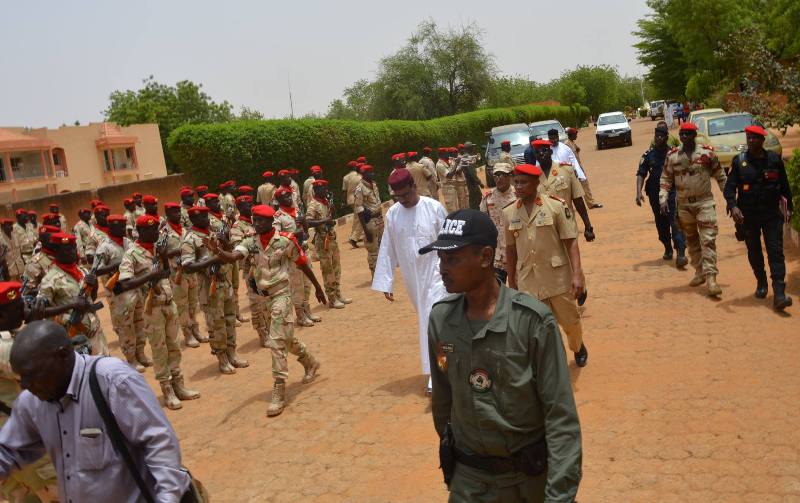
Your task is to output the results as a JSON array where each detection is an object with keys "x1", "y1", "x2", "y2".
[
  {"x1": 468, "y1": 369, "x2": 492, "y2": 393},
  {"x1": 436, "y1": 343, "x2": 448, "y2": 372}
]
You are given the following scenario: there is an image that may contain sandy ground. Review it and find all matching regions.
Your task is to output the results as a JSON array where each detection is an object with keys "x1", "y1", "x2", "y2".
[{"x1": 96, "y1": 117, "x2": 800, "y2": 502}]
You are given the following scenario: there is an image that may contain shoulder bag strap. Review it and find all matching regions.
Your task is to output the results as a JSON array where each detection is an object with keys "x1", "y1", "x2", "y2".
[{"x1": 89, "y1": 358, "x2": 156, "y2": 503}]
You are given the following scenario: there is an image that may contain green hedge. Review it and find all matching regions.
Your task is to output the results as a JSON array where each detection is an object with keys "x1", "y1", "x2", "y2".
[
  {"x1": 167, "y1": 104, "x2": 589, "y2": 203},
  {"x1": 787, "y1": 149, "x2": 800, "y2": 231}
]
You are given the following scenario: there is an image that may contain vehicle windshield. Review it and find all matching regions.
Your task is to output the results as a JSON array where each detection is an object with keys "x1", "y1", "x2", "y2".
[
  {"x1": 707, "y1": 114, "x2": 753, "y2": 136},
  {"x1": 530, "y1": 122, "x2": 562, "y2": 138},
  {"x1": 598, "y1": 114, "x2": 626, "y2": 126},
  {"x1": 488, "y1": 130, "x2": 530, "y2": 155},
  {"x1": 651, "y1": 101, "x2": 664, "y2": 109}
]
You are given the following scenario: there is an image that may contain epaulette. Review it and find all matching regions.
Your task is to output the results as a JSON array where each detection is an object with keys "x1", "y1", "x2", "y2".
[
  {"x1": 510, "y1": 291, "x2": 553, "y2": 319},
  {"x1": 559, "y1": 162, "x2": 571, "y2": 166},
  {"x1": 432, "y1": 293, "x2": 461, "y2": 307},
  {"x1": 502, "y1": 199, "x2": 517, "y2": 209}
]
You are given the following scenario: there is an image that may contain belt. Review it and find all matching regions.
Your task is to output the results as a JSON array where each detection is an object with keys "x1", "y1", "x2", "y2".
[
  {"x1": 679, "y1": 194, "x2": 712, "y2": 204},
  {"x1": 454, "y1": 448, "x2": 519, "y2": 474},
  {"x1": 250, "y1": 280, "x2": 288, "y2": 298}
]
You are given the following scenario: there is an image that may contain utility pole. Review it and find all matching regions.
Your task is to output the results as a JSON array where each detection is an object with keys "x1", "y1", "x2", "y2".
[
  {"x1": 288, "y1": 74, "x2": 295, "y2": 119},
  {"x1": 639, "y1": 77, "x2": 647, "y2": 107}
]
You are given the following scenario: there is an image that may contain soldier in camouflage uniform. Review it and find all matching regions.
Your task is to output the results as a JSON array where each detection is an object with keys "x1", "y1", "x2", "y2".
[
  {"x1": 181, "y1": 205, "x2": 248, "y2": 374},
  {"x1": 479, "y1": 162, "x2": 517, "y2": 283},
  {"x1": 37, "y1": 233, "x2": 109, "y2": 355},
  {"x1": 12, "y1": 210, "x2": 34, "y2": 265},
  {"x1": 46, "y1": 204, "x2": 68, "y2": 232},
  {"x1": 353, "y1": 165, "x2": 384, "y2": 277},
  {"x1": 257, "y1": 170, "x2": 276, "y2": 207},
  {"x1": 24, "y1": 210, "x2": 38, "y2": 245},
  {"x1": 132, "y1": 192, "x2": 146, "y2": 217},
  {"x1": 0, "y1": 282, "x2": 59, "y2": 502},
  {"x1": 659, "y1": 122, "x2": 727, "y2": 297},
  {"x1": 73, "y1": 209, "x2": 93, "y2": 263},
  {"x1": 21, "y1": 225, "x2": 60, "y2": 296},
  {"x1": 179, "y1": 189, "x2": 195, "y2": 228},
  {"x1": 445, "y1": 145, "x2": 470, "y2": 212},
  {"x1": 122, "y1": 198, "x2": 137, "y2": 239},
  {"x1": 306, "y1": 181, "x2": 352, "y2": 309},
  {"x1": 161, "y1": 202, "x2": 201, "y2": 348},
  {"x1": 1, "y1": 219, "x2": 26, "y2": 281},
  {"x1": 406, "y1": 152, "x2": 435, "y2": 198},
  {"x1": 436, "y1": 148, "x2": 452, "y2": 203},
  {"x1": 115, "y1": 215, "x2": 200, "y2": 410},
  {"x1": 209, "y1": 204, "x2": 325, "y2": 417},
  {"x1": 342, "y1": 161, "x2": 364, "y2": 248}
]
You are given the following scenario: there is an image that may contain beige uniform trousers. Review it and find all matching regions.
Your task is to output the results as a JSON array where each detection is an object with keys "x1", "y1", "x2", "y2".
[{"x1": 541, "y1": 292, "x2": 583, "y2": 353}]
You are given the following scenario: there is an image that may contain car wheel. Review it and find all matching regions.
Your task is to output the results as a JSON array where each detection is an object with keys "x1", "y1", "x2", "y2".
[
  {"x1": 596, "y1": 140, "x2": 603, "y2": 150},
  {"x1": 627, "y1": 134, "x2": 633, "y2": 146}
]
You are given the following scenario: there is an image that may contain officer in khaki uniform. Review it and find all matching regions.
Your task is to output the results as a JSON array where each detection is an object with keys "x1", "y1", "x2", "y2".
[
  {"x1": 420, "y1": 147, "x2": 440, "y2": 198},
  {"x1": 342, "y1": 161, "x2": 364, "y2": 247},
  {"x1": 306, "y1": 181, "x2": 352, "y2": 309},
  {"x1": 503, "y1": 164, "x2": 589, "y2": 366},
  {"x1": 420, "y1": 209, "x2": 582, "y2": 503},
  {"x1": 407, "y1": 151, "x2": 434, "y2": 198},
  {"x1": 659, "y1": 122, "x2": 727, "y2": 296},
  {"x1": 353, "y1": 165, "x2": 384, "y2": 277},
  {"x1": 115, "y1": 215, "x2": 200, "y2": 410},
  {"x1": 436, "y1": 148, "x2": 454, "y2": 205},
  {"x1": 257, "y1": 170, "x2": 277, "y2": 206},
  {"x1": 208, "y1": 204, "x2": 325, "y2": 417},
  {"x1": 446, "y1": 145, "x2": 472, "y2": 211}
]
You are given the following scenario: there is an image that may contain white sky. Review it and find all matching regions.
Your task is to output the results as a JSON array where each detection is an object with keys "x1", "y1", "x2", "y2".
[{"x1": 1, "y1": 0, "x2": 650, "y2": 127}]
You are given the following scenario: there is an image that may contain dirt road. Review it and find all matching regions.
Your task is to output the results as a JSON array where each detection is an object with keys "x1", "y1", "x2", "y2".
[{"x1": 100, "y1": 118, "x2": 799, "y2": 502}]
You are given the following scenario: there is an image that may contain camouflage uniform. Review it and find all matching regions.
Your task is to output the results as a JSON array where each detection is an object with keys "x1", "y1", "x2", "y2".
[
  {"x1": 221, "y1": 193, "x2": 237, "y2": 221},
  {"x1": 257, "y1": 182, "x2": 276, "y2": 206},
  {"x1": 38, "y1": 264, "x2": 109, "y2": 355},
  {"x1": 180, "y1": 204, "x2": 192, "y2": 228},
  {"x1": 134, "y1": 205, "x2": 146, "y2": 217},
  {"x1": 22, "y1": 250, "x2": 53, "y2": 293},
  {"x1": 12, "y1": 223, "x2": 34, "y2": 264},
  {"x1": 274, "y1": 207, "x2": 312, "y2": 314},
  {"x1": 353, "y1": 179, "x2": 383, "y2": 275},
  {"x1": 407, "y1": 161, "x2": 434, "y2": 198},
  {"x1": 73, "y1": 219, "x2": 93, "y2": 261},
  {"x1": 342, "y1": 171, "x2": 364, "y2": 242},
  {"x1": 118, "y1": 240, "x2": 182, "y2": 383},
  {"x1": 306, "y1": 197, "x2": 342, "y2": 300},
  {"x1": 479, "y1": 183, "x2": 517, "y2": 272},
  {"x1": 1, "y1": 231, "x2": 26, "y2": 282},
  {"x1": 289, "y1": 179, "x2": 302, "y2": 210},
  {"x1": 445, "y1": 156, "x2": 470, "y2": 212},
  {"x1": 234, "y1": 231, "x2": 316, "y2": 380},
  {"x1": 419, "y1": 156, "x2": 440, "y2": 198},
  {"x1": 230, "y1": 216, "x2": 269, "y2": 344},
  {"x1": 0, "y1": 331, "x2": 58, "y2": 502},
  {"x1": 83, "y1": 226, "x2": 110, "y2": 260},
  {"x1": 56, "y1": 214, "x2": 68, "y2": 232},
  {"x1": 162, "y1": 222, "x2": 199, "y2": 343},
  {"x1": 660, "y1": 145, "x2": 727, "y2": 279},
  {"x1": 436, "y1": 158, "x2": 451, "y2": 204}
]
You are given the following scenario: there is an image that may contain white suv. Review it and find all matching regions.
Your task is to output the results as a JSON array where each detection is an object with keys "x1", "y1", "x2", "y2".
[{"x1": 595, "y1": 111, "x2": 632, "y2": 150}]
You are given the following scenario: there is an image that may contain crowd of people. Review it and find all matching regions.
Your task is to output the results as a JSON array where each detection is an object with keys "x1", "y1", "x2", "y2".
[{"x1": 0, "y1": 119, "x2": 793, "y2": 502}]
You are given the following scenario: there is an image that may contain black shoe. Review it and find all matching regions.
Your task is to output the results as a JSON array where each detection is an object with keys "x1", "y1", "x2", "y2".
[
  {"x1": 574, "y1": 344, "x2": 588, "y2": 367},
  {"x1": 754, "y1": 275, "x2": 768, "y2": 299},
  {"x1": 662, "y1": 248, "x2": 674, "y2": 260},
  {"x1": 349, "y1": 239, "x2": 359, "y2": 249},
  {"x1": 577, "y1": 289, "x2": 588, "y2": 307},
  {"x1": 675, "y1": 251, "x2": 688, "y2": 268},
  {"x1": 773, "y1": 281, "x2": 793, "y2": 311},
  {"x1": 591, "y1": 203, "x2": 604, "y2": 209}
]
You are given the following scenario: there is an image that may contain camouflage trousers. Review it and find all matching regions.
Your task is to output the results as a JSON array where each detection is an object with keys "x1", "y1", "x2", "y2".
[
  {"x1": 677, "y1": 199, "x2": 719, "y2": 276},
  {"x1": 144, "y1": 300, "x2": 183, "y2": 383},
  {"x1": 231, "y1": 261, "x2": 242, "y2": 316},
  {"x1": 260, "y1": 291, "x2": 308, "y2": 380},
  {"x1": 242, "y1": 263, "x2": 270, "y2": 338},
  {"x1": 85, "y1": 313, "x2": 109, "y2": 356},
  {"x1": 349, "y1": 206, "x2": 365, "y2": 242},
  {"x1": 314, "y1": 232, "x2": 342, "y2": 299},
  {"x1": 200, "y1": 276, "x2": 237, "y2": 354},
  {"x1": 364, "y1": 215, "x2": 384, "y2": 276},
  {"x1": 0, "y1": 450, "x2": 58, "y2": 503},
  {"x1": 109, "y1": 291, "x2": 146, "y2": 358},
  {"x1": 171, "y1": 273, "x2": 192, "y2": 337},
  {"x1": 289, "y1": 265, "x2": 311, "y2": 309},
  {"x1": 184, "y1": 272, "x2": 201, "y2": 335},
  {"x1": 443, "y1": 180, "x2": 469, "y2": 214},
  {"x1": 447, "y1": 462, "x2": 546, "y2": 503}
]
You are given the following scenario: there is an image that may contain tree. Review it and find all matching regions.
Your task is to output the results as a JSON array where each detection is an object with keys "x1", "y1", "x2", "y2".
[
  {"x1": 236, "y1": 106, "x2": 264, "y2": 120},
  {"x1": 104, "y1": 76, "x2": 235, "y2": 172},
  {"x1": 633, "y1": 0, "x2": 688, "y2": 99}
]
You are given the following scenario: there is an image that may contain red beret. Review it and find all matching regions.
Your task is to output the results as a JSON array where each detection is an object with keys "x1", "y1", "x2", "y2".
[
  {"x1": 347, "y1": 160, "x2": 359, "y2": 168},
  {"x1": 0, "y1": 282, "x2": 22, "y2": 305},
  {"x1": 27, "y1": 210, "x2": 37, "y2": 216},
  {"x1": 93, "y1": 205, "x2": 110, "y2": 213},
  {"x1": 39, "y1": 224, "x2": 61, "y2": 234},
  {"x1": 744, "y1": 125, "x2": 767, "y2": 137},
  {"x1": 514, "y1": 164, "x2": 543, "y2": 177},
  {"x1": 163, "y1": 202, "x2": 181, "y2": 210},
  {"x1": 360, "y1": 164, "x2": 374, "y2": 173},
  {"x1": 388, "y1": 168, "x2": 413, "y2": 189},
  {"x1": 107, "y1": 214, "x2": 127, "y2": 223},
  {"x1": 458, "y1": 143, "x2": 465, "y2": 149},
  {"x1": 235, "y1": 195, "x2": 253, "y2": 204},
  {"x1": 449, "y1": 147, "x2": 458, "y2": 154},
  {"x1": 50, "y1": 232, "x2": 77, "y2": 245},
  {"x1": 135, "y1": 215, "x2": 159, "y2": 228},
  {"x1": 392, "y1": 153, "x2": 406, "y2": 161},
  {"x1": 437, "y1": 147, "x2": 448, "y2": 153},
  {"x1": 262, "y1": 170, "x2": 274, "y2": 178},
  {"x1": 218, "y1": 182, "x2": 228, "y2": 189},
  {"x1": 179, "y1": 185, "x2": 191, "y2": 191},
  {"x1": 180, "y1": 188, "x2": 193, "y2": 197},
  {"x1": 0, "y1": 218, "x2": 13, "y2": 225},
  {"x1": 679, "y1": 122, "x2": 698, "y2": 132},
  {"x1": 195, "y1": 185, "x2": 208, "y2": 192},
  {"x1": 406, "y1": 151, "x2": 417, "y2": 157},
  {"x1": 423, "y1": 146, "x2": 432, "y2": 153},
  {"x1": 500, "y1": 140, "x2": 511, "y2": 146},
  {"x1": 15, "y1": 209, "x2": 27, "y2": 216},
  {"x1": 277, "y1": 169, "x2": 290, "y2": 176},
  {"x1": 311, "y1": 179, "x2": 329, "y2": 187},
  {"x1": 202, "y1": 193, "x2": 219, "y2": 201},
  {"x1": 532, "y1": 139, "x2": 552, "y2": 148},
  {"x1": 238, "y1": 185, "x2": 254, "y2": 193},
  {"x1": 225, "y1": 180, "x2": 236, "y2": 187},
  {"x1": 566, "y1": 127, "x2": 578, "y2": 134},
  {"x1": 90, "y1": 199, "x2": 103, "y2": 207},
  {"x1": 48, "y1": 202, "x2": 59, "y2": 208},
  {"x1": 187, "y1": 206, "x2": 209, "y2": 216},
  {"x1": 142, "y1": 195, "x2": 157, "y2": 204},
  {"x1": 41, "y1": 213, "x2": 60, "y2": 222},
  {"x1": 310, "y1": 165, "x2": 322, "y2": 174},
  {"x1": 78, "y1": 208, "x2": 91, "y2": 215},
  {"x1": 273, "y1": 187, "x2": 293, "y2": 199},
  {"x1": 356, "y1": 156, "x2": 366, "y2": 163},
  {"x1": 251, "y1": 205, "x2": 275, "y2": 218},
  {"x1": 132, "y1": 192, "x2": 143, "y2": 198}
]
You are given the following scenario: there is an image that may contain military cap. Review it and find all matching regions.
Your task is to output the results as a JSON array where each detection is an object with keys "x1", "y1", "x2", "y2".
[
  {"x1": 251, "y1": 205, "x2": 276, "y2": 218},
  {"x1": 0, "y1": 218, "x2": 13, "y2": 225},
  {"x1": 359, "y1": 164, "x2": 374, "y2": 173},
  {"x1": 388, "y1": 168, "x2": 412, "y2": 189},
  {"x1": 0, "y1": 282, "x2": 22, "y2": 304},
  {"x1": 135, "y1": 215, "x2": 159, "y2": 228},
  {"x1": 195, "y1": 185, "x2": 208, "y2": 192},
  {"x1": 50, "y1": 232, "x2": 77, "y2": 245},
  {"x1": 39, "y1": 225, "x2": 61, "y2": 235},
  {"x1": 14, "y1": 209, "x2": 27, "y2": 216},
  {"x1": 273, "y1": 187, "x2": 293, "y2": 199},
  {"x1": 310, "y1": 165, "x2": 322, "y2": 174},
  {"x1": 142, "y1": 195, "x2": 157, "y2": 204},
  {"x1": 180, "y1": 188, "x2": 193, "y2": 197},
  {"x1": 163, "y1": 202, "x2": 181, "y2": 210},
  {"x1": 187, "y1": 206, "x2": 209, "y2": 216},
  {"x1": 202, "y1": 193, "x2": 219, "y2": 201},
  {"x1": 532, "y1": 139, "x2": 552, "y2": 148},
  {"x1": 744, "y1": 125, "x2": 767, "y2": 137},
  {"x1": 132, "y1": 192, "x2": 143, "y2": 198},
  {"x1": 235, "y1": 195, "x2": 253, "y2": 204},
  {"x1": 356, "y1": 156, "x2": 366, "y2": 163},
  {"x1": 238, "y1": 185, "x2": 254, "y2": 193},
  {"x1": 514, "y1": 164, "x2": 544, "y2": 176},
  {"x1": 679, "y1": 122, "x2": 698, "y2": 132},
  {"x1": 311, "y1": 179, "x2": 329, "y2": 186},
  {"x1": 262, "y1": 170, "x2": 274, "y2": 178},
  {"x1": 107, "y1": 214, "x2": 127, "y2": 224}
]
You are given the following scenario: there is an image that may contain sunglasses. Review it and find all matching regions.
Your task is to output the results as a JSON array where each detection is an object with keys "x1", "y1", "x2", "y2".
[{"x1": 493, "y1": 172, "x2": 510, "y2": 178}]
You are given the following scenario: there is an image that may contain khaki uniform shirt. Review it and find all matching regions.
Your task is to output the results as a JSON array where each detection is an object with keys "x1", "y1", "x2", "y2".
[
  {"x1": 539, "y1": 162, "x2": 584, "y2": 216},
  {"x1": 94, "y1": 238, "x2": 128, "y2": 299},
  {"x1": 503, "y1": 196, "x2": 578, "y2": 300},
  {"x1": 274, "y1": 208, "x2": 299, "y2": 234},
  {"x1": 229, "y1": 217, "x2": 256, "y2": 277},
  {"x1": 498, "y1": 151, "x2": 518, "y2": 168},
  {"x1": 83, "y1": 227, "x2": 109, "y2": 259},
  {"x1": 22, "y1": 251, "x2": 53, "y2": 291},
  {"x1": 290, "y1": 180, "x2": 302, "y2": 210},
  {"x1": 73, "y1": 220, "x2": 93, "y2": 259},
  {"x1": 407, "y1": 161, "x2": 434, "y2": 197},
  {"x1": 134, "y1": 206, "x2": 146, "y2": 217},
  {"x1": 479, "y1": 187, "x2": 517, "y2": 270},
  {"x1": 257, "y1": 182, "x2": 276, "y2": 206},
  {"x1": 180, "y1": 205, "x2": 192, "y2": 229},
  {"x1": 0, "y1": 231, "x2": 25, "y2": 278},
  {"x1": 436, "y1": 160, "x2": 450, "y2": 184},
  {"x1": 353, "y1": 180, "x2": 382, "y2": 216},
  {"x1": 306, "y1": 197, "x2": 335, "y2": 239},
  {"x1": 342, "y1": 171, "x2": 362, "y2": 206},
  {"x1": 564, "y1": 139, "x2": 582, "y2": 167},
  {"x1": 234, "y1": 231, "x2": 306, "y2": 295},
  {"x1": 12, "y1": 224, "x2": 33, "y2": 262},
  {"x1": 25, "y1": 222, "x2": 38, "y2": 245},
  {"x1": 420, "y1": 156, "x2": 439, "y2": 195},
  {"x1": 180, "y1": 228, "x2": 220, "y2": 287},
  {"x1": 659, "y1": 145, "x2": 726, "y2": 205},
  {"x1": 303, "y1": 177, "x2": 316, "y2": 206},
  {"x1": 38, "y1": 265, "x2": 100, "y2": 332},
  {"x1": 119, "y1": 242, "x2": 172, "y2": 305},
  {"x1": 428, "y1": 285, "x2": 582, "y2": 498}
]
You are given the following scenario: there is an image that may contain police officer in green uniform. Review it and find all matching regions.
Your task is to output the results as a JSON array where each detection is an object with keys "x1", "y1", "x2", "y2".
[{"x1": 420, "y1": 209, "x2": 582, "y2": 503}]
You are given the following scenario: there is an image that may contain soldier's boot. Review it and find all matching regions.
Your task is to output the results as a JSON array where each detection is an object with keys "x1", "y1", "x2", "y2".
[
  {"x1": 124, "y1": 351, "x2": 145, "y2": 373},
  {"x1": 298, "y1": 353, "x2": 320, "y2": 384},
  {"x1": 171, "y1": 375, "x2": 201, "y2": 401},
  {"x1": 235, "y1": 304, "x2": 249, "y2": 324},
  {"x1": 216, "y1": 352, "x2": 236, "y2": 374},
  {"x1": 192, "y1": 324, "x2": 209, "y2": 343},
  {"x1": 295, "y1": 307, "x2": 315, "y2": 327},
  {"x1": 258, "y1": 328, "x2": 270, "y2": 349},
  {"x1": 160, "y1": 382, "x2": 182, "y2": 410},
  {"x1": 754, "y1": 272, "x2": 768, "y2": 299},
  {"x1": 337, "y1": 292, "x2": 353, "y2": 304},
  {"x1": 706, "y1": 274, "x2": 722, "y2": 297},
  {"x1": 267, "y1": 379, "x2": 286, "y2": 417},
  {"x1": 304, "y1": 302, "x2": 322, "y2": 323},
  {"x1": 689, "y1": 270, "x2": 705, "y2": 287},
  {"x1": 183, "y1": 327, "x2": 200, "y2": 348},
  {"x1": 675, "y1": 248, "x2": 688, "y2": 268},
  {"x1": 773, "y1": 280, "x2": 793, "y2": 311},
  {"x1": 662, "y1": 244, "x2": 673, "y2": 260},
  {"x1": 328, "y1": 298, "x2": 345, "y2": 309},
  {"x1": 135, "y1": 346, "x2": 153, "y2": 367},
  {"x1": 226, "y1": 346, "x2": 250, "y2": 368}
]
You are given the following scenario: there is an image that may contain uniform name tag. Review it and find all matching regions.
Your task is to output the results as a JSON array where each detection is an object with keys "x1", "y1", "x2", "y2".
[{"x1": 442, "y1": 343, "x2": 454, "y2": 353}]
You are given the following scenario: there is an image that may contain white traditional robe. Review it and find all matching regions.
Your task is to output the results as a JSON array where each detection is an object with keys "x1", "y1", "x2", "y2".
[{"x1": 371, "y1": 196, "x2": 448, "y2": 374}]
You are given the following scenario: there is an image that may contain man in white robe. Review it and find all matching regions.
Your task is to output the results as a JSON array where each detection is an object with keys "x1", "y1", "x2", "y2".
[{"x1": 372, "y1": 169, "x2": 448, "y2": 393}]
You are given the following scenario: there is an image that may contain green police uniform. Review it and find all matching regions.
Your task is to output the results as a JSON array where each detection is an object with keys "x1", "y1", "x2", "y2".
[{"x1": 428, "y1": 285, "x2": 582, "y2": 503}]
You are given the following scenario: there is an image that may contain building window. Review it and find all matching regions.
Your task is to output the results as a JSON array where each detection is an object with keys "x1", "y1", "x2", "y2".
[
  {"x1": 9, "y1": 153, "x2": 45, "y2": 180},
  {"x1": 53, "y1": 148, "x2": 68, "y2": 177},
  {"x1": 0, "y1": 158, "x2": 5, "y2": 182}
]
